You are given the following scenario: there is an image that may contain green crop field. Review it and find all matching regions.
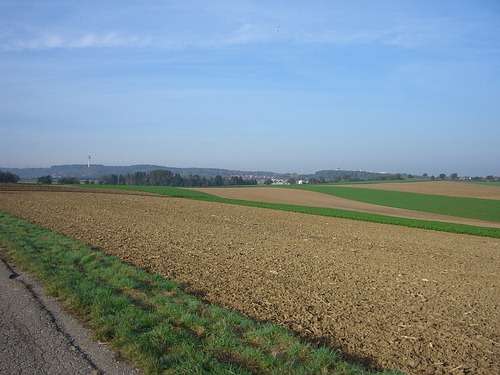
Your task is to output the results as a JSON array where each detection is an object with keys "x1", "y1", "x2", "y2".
[{"x1": 286, "y1": 184, "x2": 500, "y2": 222}]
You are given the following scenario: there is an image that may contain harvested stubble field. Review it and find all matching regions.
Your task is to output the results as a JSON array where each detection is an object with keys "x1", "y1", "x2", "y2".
[{"x1": 0, "y1": 184, "x2": 499, "y2": 374}]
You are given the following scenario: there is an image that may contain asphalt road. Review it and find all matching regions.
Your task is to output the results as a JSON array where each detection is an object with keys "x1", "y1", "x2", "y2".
[{"x1": 0, "y1": 257, "x2": 140, "y2": 375}]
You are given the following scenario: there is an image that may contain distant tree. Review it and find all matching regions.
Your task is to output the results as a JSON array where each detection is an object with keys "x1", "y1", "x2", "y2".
[
  {"x1": 148, "y1": 170, "x2": 173, "y2": 186},
  {"x1": 450, "y1": 173, "x2": 458, "y2": 180},
  {"x1": 246, "y1": 178, "x2": 258, "y2": 185},
  {"x1": 263, "y1": 178, "x2": 273, "y2": 185},
  {"x1": 100, "y1": 174, "x2": 119, "y2": 185},
  {"x1": 0, "y1": 171, "x2": 20, "y2": 183},
  {"x1": 134, "y1": 171, "x2": 148, "y2": 185},
  {"x1": 123, "y1": 171, "x2": 147, "y2": 185},
  {"x1": 37, "y1": 175, "x2": 52, "y2": 184},
  {"x1": 408, "y1": 174, "x2": 414, "y2": 179},
  {"x1": 308, "y1": 177, "x2": 319, "y2": 184},
  {"x1": 58, "y1": 176, "x2": 80, "y2": 184},
  {"x1": 188, "y1": 174, "x2": 202, "y2": 187},
  {"x1": 230, "y1": 176, "x2": 244, "y2": 185},
  {"x1": 430, "y1": 175, "x2": 436, "y2": 180},
  {"x1": 172, "y1": 173, "x2": 184, "y2": 187},
  {"x1": 439, "y1": 173, "x2": 446, "y2": 180},
  {"x1": 287, "y1": 177, "x2": 296, "y2": 184},
  {"x1": 423, "y1": 173, "x2": 428, "y2": 178},
  {"x1": 214, "y1": 175, "x2": 224, "y2": 186}
]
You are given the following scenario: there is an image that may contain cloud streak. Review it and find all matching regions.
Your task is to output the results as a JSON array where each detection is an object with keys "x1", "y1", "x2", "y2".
[
  {"x1": 1, "y1": 5, "x2": 481, "y2": 53},
  {"x1": 2, "y1": 31, "x2": 149, "y2": 51}
]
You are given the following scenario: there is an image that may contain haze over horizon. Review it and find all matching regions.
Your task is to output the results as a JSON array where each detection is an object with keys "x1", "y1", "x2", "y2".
[{"x1": 1, "y1": 1, "x2": 499, "y2": 176}]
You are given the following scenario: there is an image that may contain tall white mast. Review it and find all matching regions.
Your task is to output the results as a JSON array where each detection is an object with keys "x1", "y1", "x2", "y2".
[{"x1": 87, "y1": 153, "x2": 91, "y2": 168}]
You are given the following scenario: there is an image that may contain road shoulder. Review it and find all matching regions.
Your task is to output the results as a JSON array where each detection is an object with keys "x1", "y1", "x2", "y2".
[{"x1": 0, "y1": 256, "x2": 140, "y2": 375}]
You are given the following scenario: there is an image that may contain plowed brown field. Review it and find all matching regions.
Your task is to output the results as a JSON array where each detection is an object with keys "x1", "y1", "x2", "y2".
[{"x1": 1, "y1": 184, "x2": 499, "y2": 374}]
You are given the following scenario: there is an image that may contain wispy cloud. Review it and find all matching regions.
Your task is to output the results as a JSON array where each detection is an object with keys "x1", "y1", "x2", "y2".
[
  {"x1": 2, "y1": 31, "x2": 148, "y2": 51},
  {"x1": 1, "y1": 1, "x2": 496, "y2": 58},
  {"x1": 225, "y1": 23, "x2": 273, "y2": 45},
  {"x1": 0, "y1": 26, "x2": 441, "y2": 53}
]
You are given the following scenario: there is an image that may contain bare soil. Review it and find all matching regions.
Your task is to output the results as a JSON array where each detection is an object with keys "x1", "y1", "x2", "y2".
[{"x1": 0, "y1": 185, "x2": 499, "y2": 374}]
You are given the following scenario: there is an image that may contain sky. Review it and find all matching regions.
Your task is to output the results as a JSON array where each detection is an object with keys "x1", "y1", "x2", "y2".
[{"x1": 1, "y1": 1, "x2": 499, "y2": 176}]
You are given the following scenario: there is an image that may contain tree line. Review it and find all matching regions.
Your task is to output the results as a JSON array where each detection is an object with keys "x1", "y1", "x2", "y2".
[
  {"x1": 100, "y1": 170, "x2": 258, "y2": 187},
  {"x1": 0, "y1": 171, "x2": 20, "y2": 183}
]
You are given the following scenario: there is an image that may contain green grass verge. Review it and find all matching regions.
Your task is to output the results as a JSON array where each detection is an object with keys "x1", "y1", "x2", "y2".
[
  {"x1": 286, "y1": 185, "x2": 500, "y2": 222},
  {"x1": 82, "y1": 185, "x2": 500, "y2": 238},
  {"x1": 0, "y1": 212, "x2": 400, "y2": 375}
]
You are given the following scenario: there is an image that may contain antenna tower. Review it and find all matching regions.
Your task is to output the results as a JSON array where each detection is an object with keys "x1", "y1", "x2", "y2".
[{"x1": 87, "y1": 154, "x2": 91, "y2": 168}]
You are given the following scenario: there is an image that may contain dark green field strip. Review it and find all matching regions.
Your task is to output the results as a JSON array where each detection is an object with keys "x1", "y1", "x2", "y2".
[
  {"x1": 287, "y1": 185, "x2": 500, "y2": 222},
  {"x1": 0, "y1": 212, "x2": 399, "y2": 375}
]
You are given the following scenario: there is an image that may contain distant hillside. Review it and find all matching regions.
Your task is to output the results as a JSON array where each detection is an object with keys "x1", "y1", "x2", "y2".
[
  {"x1": 1, "y1": 164, "x2": 418, "y2": 182},
  {"x1": 0, "y1": 164, "x2": 280, "y2": 180}
]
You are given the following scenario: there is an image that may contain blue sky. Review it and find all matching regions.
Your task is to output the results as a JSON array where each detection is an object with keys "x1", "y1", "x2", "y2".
[{"x1": 1, "y1": 1, "x2": 499, "y2": 176}]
